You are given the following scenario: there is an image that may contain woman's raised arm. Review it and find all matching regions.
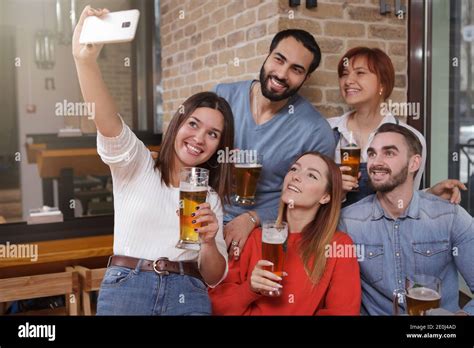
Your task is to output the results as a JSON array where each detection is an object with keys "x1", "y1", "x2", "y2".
[{"x1": 72, "y1": 6, "x2": 122, "y2": 137}]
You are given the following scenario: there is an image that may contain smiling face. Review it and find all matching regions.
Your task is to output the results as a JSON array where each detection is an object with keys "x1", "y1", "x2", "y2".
[
  {"x1": 281, "y1": 154, "x2": 331, "y2": 209},
  {"x1": 174, "y1": 107, "x2": 224, "y2": 169},
  {"x1": 259, "y1": 37, "x2": 314, "y2": 101},
  {"x1": 338, "y1": 55, "x2": 382, "y2": 108},
  {"x1": 367, "y1": 132, "x2": 419, "y2": 193}
]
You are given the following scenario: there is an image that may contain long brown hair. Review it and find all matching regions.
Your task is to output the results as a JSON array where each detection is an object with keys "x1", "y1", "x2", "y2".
[
  {"x1": 155, "y1": 92, "x2": 235, "y2": 203},
  {"x1": 278, "y1": 151, "x2": 343, "y2": 283}
]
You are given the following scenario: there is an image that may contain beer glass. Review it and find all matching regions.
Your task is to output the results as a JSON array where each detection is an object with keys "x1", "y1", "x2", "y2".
[
  {"x1": 234, "y1": 152, "x2": 263, "y2": 206},
  {"x1": 176, "y1": 167, "x2": 209, "y2": 251},
  {"x1": 340, "y1": 131, "x2": 361, "y2": 191},
  {"x1": 261, "y1": 221, "x2": 288, "y2": 297},
  {"x1": 393, "y1": 274, "x2": 441, "y2": 315}
]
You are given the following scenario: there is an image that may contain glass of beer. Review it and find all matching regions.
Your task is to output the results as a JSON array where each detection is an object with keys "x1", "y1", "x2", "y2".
[
  {"x1": 340, "y1": 131, "x2": 361, "y2": 191},
  {"x1": 261, "y1": 221, "x2": 288, "y2": 297},
  {"x1": 234, "y1": 152, "x2": 263, "y2": 206},
  {"x1": 176, "y1": 167, "x2": 209, "y2": 251},
  {"x1": 393, "y1": 274, "x2": 441, "y2": 315}
]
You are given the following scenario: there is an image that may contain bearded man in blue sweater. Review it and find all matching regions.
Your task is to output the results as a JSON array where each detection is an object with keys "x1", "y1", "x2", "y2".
[{"x1": 213, "y1": 29, "x2": 335, "y2": 256}]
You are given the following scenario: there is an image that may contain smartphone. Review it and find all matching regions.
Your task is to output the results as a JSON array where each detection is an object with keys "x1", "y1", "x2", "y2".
[{"x1": 79, "y1": 9, "x2": 140, "y2": 45}]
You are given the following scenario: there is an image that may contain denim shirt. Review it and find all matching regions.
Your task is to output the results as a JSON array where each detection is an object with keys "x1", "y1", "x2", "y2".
[{"x1": 339, "y1": 191, "x2": 474, "y2": 315}]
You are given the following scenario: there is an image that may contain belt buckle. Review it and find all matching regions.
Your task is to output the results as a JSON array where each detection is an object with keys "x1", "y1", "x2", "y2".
[{"x1": 153, "y1": 257, "x2": 170, "y2": 276}]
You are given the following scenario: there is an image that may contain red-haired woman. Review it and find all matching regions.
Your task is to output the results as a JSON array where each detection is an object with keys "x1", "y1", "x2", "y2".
[
  {"x1": 328, "y1": 47, "x2": 464, "y2": 206},
  {"x1": 209, "y1": 152, "x2": 361, "y2": 315},
  {"x1": 73, "y1": 6, "x2": 234, "y2": 315}
]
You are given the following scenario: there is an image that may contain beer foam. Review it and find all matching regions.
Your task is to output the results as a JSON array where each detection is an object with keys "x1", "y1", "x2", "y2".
[
  {"x1": 340, "y1": 146, "x2": 361, "y2": 150},
  {"x1": 262, "y1": 228, "x2": 287, "y2": 244},
  {"x1": 180, "y1": 183, "x2": 208, "y2": 192},
  {"x1": 234, "y1": 163, "x2": 263, "y2": 168},
  {"x1": 407, "y1": 287, "x2": 441, "y2": 301}
]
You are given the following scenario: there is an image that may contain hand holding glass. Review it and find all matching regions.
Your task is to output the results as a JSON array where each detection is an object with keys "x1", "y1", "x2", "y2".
[
  {"x1": 261, "y1": 221, "x2": 288, "y2": 297},
  {"x1": 340, "y1": 131, "x2": 361, "y2": 191},
  {"x1": 176, "y1": 167, "x2": 209, "y2": 251}
]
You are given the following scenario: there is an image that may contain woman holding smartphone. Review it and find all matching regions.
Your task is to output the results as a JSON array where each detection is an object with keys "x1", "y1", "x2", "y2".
[
  {"x1": 209, "y1": 152, "x2": 361, "y2": 315},
  {"x1": 73, "y1": 6, "x2": 234, "y2": 315}
]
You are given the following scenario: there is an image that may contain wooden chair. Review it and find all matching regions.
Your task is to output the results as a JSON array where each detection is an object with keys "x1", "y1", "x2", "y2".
[
  {"x1": 0, "y1": 267, "x2": 80, "y2": 315},
  {"x1": 75, "y1": 266, "x2": 107, "y2": 315}
]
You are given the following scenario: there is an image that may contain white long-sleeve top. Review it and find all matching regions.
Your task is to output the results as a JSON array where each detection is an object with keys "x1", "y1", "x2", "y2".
[{"x1": 96, "y1": 116, "x2": 228, "y2": 277}]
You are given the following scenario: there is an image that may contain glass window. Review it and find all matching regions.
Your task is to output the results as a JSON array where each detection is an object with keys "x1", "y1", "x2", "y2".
[
  {"x1": 0, "y1": 0, "x2": 161, "y2": 225},
  {"x1": 449, "y1": 0, "x2": 474, "y2": 214}
]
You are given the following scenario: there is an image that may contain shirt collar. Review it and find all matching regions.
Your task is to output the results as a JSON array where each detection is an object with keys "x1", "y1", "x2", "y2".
[
  {"x1": 371, "y1": 197, "x2": 385, "y2": 220},
  {"x1": 330, "y1": 111, "x2": 351, "y2": 132},
  {"x1": 371, "y1": 190, "x2": 420, "y2": 220},
  {"x1": 333, "y1": 111, "x2": 399, "y2": 163},
  {"x1": 404, "y1": 190, "x2": 421, "y2": 219},
  {"x1": 332, "y1": 111, "x2": 398, "y2": 131}
]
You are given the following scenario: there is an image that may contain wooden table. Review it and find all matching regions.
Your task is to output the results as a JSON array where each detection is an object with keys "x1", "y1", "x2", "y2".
[
  {"x1": 0, "y1": 235, "x2": 113, "y2": 279},
  {"x1": 37, "y1": 148, "x2": 111, "y2": 178},
  {"x1": 30, "y1": 145, "x2": 161, "y2": 173},
  {"x1": 32, "y1": 145, "x2": 160, "y2": 219},
  {"x1": 26, "y1": 143, "x2": 47, "y2": 164}
]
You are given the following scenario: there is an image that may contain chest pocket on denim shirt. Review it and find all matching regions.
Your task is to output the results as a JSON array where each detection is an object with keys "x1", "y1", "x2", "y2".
[
  {"x1": 360, "y1": 244, "x2": 384, "y2": 284},
  {"x1": 413, "y1": 240, "x2": 450, "y2": 276}
]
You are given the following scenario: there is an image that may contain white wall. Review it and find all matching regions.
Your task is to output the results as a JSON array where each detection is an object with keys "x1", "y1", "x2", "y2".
[{"x1": 5, "y1": 0, "x2": 133, "y2": 219}]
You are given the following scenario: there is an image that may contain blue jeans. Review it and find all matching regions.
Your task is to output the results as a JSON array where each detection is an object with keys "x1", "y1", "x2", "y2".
[{"x1": 96, "y1": 261, "x2": 211, "y2": 316}]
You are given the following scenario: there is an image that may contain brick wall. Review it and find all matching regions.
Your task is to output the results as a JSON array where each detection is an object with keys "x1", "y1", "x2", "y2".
[
  {"x1": 160, "y1": 0, "x2": 280, "y2": 130},
  {"x1": 160, "y1": 0, "x2": 408, "y2": 128},
  {"x1": 280, "y1": 0, "x2": 408, "y2": 117}
]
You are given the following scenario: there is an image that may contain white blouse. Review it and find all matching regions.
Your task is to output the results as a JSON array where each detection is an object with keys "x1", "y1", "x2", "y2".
[{"x1": 96, "y1": 116, "x2": 228, "y2": 283}]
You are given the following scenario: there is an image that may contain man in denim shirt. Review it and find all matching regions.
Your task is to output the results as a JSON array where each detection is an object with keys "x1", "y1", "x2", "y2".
[{"x1": 339, "y1": 123, "x2": 474, "y2": 315}]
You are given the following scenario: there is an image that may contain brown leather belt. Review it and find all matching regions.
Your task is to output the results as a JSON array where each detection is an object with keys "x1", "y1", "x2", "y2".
[{"x1": 108, "y1": 255, "x2": 203, "y2": 282}]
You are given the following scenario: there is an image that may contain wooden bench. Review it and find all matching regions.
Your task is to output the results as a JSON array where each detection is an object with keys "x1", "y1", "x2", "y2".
[
  {"x1": 75, "y1": 266, "x2": 107, "y2": 315},
  {"x1": 0, "y1": 235, "x2": 113, "y2": 279},
  {"x1": 0, "y1": 267, "x2": 80, "y2": 315}
]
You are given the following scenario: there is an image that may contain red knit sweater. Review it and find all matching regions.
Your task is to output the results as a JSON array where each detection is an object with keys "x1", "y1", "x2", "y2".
[{"x1": 209, "y1": 229, "x2": 361, "y2": 315}]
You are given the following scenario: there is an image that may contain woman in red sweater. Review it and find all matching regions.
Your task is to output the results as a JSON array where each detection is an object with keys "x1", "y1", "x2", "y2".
[{"x1": 209, "y1": 151, "x2": 361, "y2": 315}]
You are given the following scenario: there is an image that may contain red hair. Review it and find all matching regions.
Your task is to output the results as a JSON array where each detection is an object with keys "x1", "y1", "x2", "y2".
[{"x1": 337, "y1": 47, "x2": 395, "y2": 100}]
